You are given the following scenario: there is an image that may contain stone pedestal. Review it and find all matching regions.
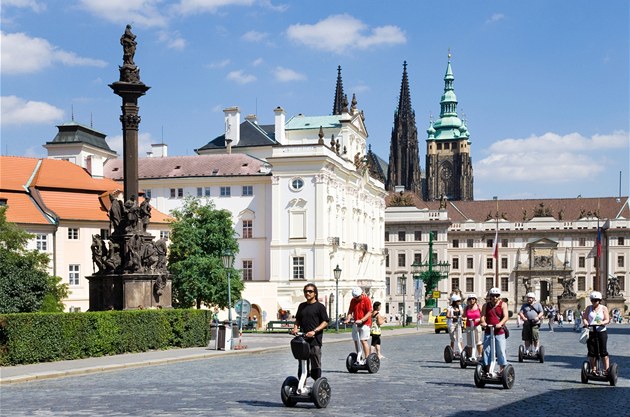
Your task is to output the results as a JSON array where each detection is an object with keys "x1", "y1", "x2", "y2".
[
  {"x1": 605, "y1": 297, "x2": 626, "y2": 317},
  {"x1": 87, "y1": 273, "x2": 172, "y2": 310},
  {"x1": 557, "y1": 296, "x2": 577, "y2": 316}
]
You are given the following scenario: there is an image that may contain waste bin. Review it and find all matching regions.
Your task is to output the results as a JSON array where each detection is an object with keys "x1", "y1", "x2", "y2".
[
  {"x1": 216, "y1": 324, "x2": 226, "y2": 350},
  {"x1": 406, "y1": 316, "x2": 412, "y2": 325}
]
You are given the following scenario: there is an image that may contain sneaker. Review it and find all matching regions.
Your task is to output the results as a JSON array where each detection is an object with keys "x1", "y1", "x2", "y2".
[{"x1": 359, "y1": 359, "x2": 366, "y2": 365}]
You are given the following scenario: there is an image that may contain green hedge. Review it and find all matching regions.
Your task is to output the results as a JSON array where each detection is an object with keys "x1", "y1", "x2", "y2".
[{"x1": 0, "y1": 309, "x2": 211, "y2": 366}]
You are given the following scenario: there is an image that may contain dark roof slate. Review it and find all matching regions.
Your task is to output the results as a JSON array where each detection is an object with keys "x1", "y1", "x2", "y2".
[{"x1": 196, "y1": 120, "x2": 276, "y2": 152}]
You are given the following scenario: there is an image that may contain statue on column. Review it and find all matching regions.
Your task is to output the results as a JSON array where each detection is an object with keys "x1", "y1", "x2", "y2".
[
  {"x1": 607, "y1": 276, "x2": 622, "y2": 298},
  {"x1": 120, "y1": 24, "x2": 137, "y2": 66},
  {"x1": 561, "y1": 276, "x2": 576, "y2": 298}
]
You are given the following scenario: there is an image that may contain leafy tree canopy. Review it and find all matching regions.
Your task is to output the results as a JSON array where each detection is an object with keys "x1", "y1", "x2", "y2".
[{"x1": 168, "y1": 197, "x2": 241, "y2": 309}]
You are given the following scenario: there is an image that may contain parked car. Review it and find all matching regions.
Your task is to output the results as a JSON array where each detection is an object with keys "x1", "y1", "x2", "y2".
[{"x1": 434, "y1": 310, "x2": 467, "y2": 334}]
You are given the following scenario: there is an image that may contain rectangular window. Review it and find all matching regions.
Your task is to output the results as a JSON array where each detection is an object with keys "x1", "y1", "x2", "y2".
[
  {"x1": 160, "y1": 231, "x2": 170, "y2": 241},
  {"x1": 145, "y1": 189, "x2": 152, "y2": 199},
  {"x1": 501, "y1": 257, "x2": 508, "y2": 269},
  {"x1": 36, "y1": 234, "x2": 47, "y2": 251},
  {"x1": 385, "y1": 254, "x2": 389, "y2": 268},
  {"x1": 618, "y1": 276, "x2": 625, "y2": 291},
  {"x1": 292, "y1": 257, "x2": 305, "y2": 280},
  {"x1": 413, "y1": 252, "x2": 422, "y2": 266},
  {"x1": 466, "y1": 277, "x2": 474, "y2": 293},
  {"x1": 242, "y1": 185, "x2": 253, "y2": 196},
  {"x1": 205, "y1": 187, "x2": 210, "y2": 197},
  {"x1": 452, "y1": 239, "x2": 459, "y2": 248},
  {"x1": 501, "y1": 238, "x2": 508, "y2": 248},
  {"x1": 486, "y1": 277, "x2": 494, "y2": 292},
  {"x1": 414, "y1": 231, "x2": 421, "y2": 241},
  {"x1": 466, "y1": 257, "x2": 474, "y2": 269},
  {"x1": 242, "y1": 260, "x2": 253, "y2": 281},
  {"x1": 452, "y1": 257, "x2": 459, "y2": 270},
  {"x1": 578, "y1": 276, "x2": 586, "y2": 291},
  {"x1": 618, "y1": 255, "x2": 625, "y2": 268},
  {"x1": 177, "y1": 188, "x2": 184, "y2": 198},
  {"x1": 618, "y1": 237, "x2": 625, "y2": 246},
  {"x1": 69, "y1": 264, "x2": 80, "y2": 286},
  {"x1": 451, "y1": 278, "x2": 460, "y2": 292},
  {"x1": 220, "y1": 186, "x2": 231, "y2": 197},
  {"x1": 500, "y1": 277, "x2": 508, "y2": 292},
  {"x1": 386, "y1": 276, "x2": 391, "y2": 295},
  {"x1": 467, "y1": 239, "x2": 474, "y2": 248},
  {"x1": 397, "y1": 277, "x2": 406, "y2": 294},
  {"x1": 68, "y1": 228, "x2": 79, "y2": 240},
  {"x1": 100, "y1": 229, "x2": 110, "y2": 241},
  {"x1": 289, "y1": 211, "x2": 306, "y2": 239},
  {"x1": 197, "y1": 187, "x2": 203, "y2": 197},
  {"x1": 398, "y1": 253, "x2": 406, "y2": 268},
  {"x1": 242, "y1": 220, "x2": 253, "y2": 239},
  {"x1": 579, "y1": 237, "x2": 586, "y2": 247},
  {"x1": 398, "y1": 231, "x2": 405, "y2": 242},
  {"x1": 170, "y1": 188, "x2": 176, "y2": 198},
  {"x1": 385, "y1": 231, "x2": 390, "y2": 242},
  {"x1": 487, "y1": 239, "x2": 494, "y2": 248},
  {"x1": 486, "y1": 257, "x2": 494, "y2": 270},
  {"x1": 578, "y1": 256, "x2": 585, "y2": 268}
]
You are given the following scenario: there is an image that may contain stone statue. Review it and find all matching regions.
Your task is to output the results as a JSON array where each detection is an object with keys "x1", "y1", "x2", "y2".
[
  {"x1": 439, "y1": 193, "x2": 447, "y2": 209},
  {"x1": 139, "y1": 197, "x2": 152, "y2": 232},
  {"x1": 91, "y1": 235, "x2": 107, "y2": 273},
  {"x1": 108, "y1": 191, "x2": 124, "y2": 235},
  {"x1": 125, "y1": 233, "x2": 143, "y2": 272},
  {"x1": 124, "y1": 195, "x2": 139, "y2": 233},
  {"x1": 104, "y1": 239, "x2": 122, "y2": 272},
  {"x1": 155, "y1": 237, "x2": 168, "y2": 271},
  {"x1": 607, "y1": 276, "x2": 622, "y2": 298},
  {"x1": 561, "y1": 277, "x2": 576, "y2": 298},
  {"x1": 523, "y1": 277, "x2": 532, "y2": 294},
  {"x1": 120, "y1": 24, "x2": 137, "y2": 66},
  {"x1": 141, "y1": 240, "x2": 159, "y2": 272}
]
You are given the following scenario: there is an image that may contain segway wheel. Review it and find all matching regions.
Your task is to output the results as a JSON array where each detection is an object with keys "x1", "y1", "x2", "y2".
[
  {"x1": 444, "y1": 345, "x2": 453, "y2": 363},
  {"x1": 281, "y1": 376, "x2": 299, "y2": 407},
  {"x1": 518, "y1": 345, "x2": 524, "y2": 363},
  {"x1": 460, "y1": 349, "x2": 467, "y2": 369},
  {"x1": 474, "y1": 363, "x2": 486, "y2": 388},
  {"x1": 367, "y1": 353, "x2": 380, "y2": 374},
  {"x1": 312, "y1": 377, "x2": 331, "y2": 408},
  {"x1": 580, "y1": 361, "x2": 590, "y2": 384},
  {"x1": 608, "y1": 363, "x2": 618, "y2": 386},
  {"x1": 435, "y1": 329, "x2": 440, "y2": 334},
  {"x1": 346, "y1": 352, "x2": 358, "y2": 373},
  {"x1": 501, "y1": 364, "x2": 515, "y2": 389},
  {"x1": 538, "y1": 345, "x2": 545, "y2": 363}
]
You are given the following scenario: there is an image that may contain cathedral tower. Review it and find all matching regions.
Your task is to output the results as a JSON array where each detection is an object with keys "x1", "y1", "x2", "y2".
[
  {"x1": 425, "y1": 54, "x2": 473, "y2": 201},
  {"x1": 385, "y1": 62, "x2": 422, "y2": 195}
]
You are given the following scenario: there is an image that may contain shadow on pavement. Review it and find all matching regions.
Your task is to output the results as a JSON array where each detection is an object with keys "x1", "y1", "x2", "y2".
[{"x1": 236, "y1": 400, "x2": 287, "y2": 409}]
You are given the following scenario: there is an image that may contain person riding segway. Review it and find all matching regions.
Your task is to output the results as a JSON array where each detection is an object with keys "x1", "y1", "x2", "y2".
[
  {"x1": 460, "y1": 293, "x2": 482, "y2": 368},
  {"x1": 517, "y1": 292, "x2": 545, "y2": 363},
  {"x1": 444, "y1": 294, "x2": 464, "y2": 363},
  {"x1": 345, "y1": 287, "x2": 380, "y2": 373}
]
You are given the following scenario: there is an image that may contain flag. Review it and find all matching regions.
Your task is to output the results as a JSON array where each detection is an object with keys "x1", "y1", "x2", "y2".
[
  {"x1": 492, "y1": 228, "x2": 499, "y2": 259},
  {"x1": 596, "y1": 224, "x2": 602, "y2": 258}
]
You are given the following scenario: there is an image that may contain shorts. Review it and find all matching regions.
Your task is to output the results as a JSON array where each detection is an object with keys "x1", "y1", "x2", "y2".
[
  {"x1": 522, "y1": 321, "x2": 540, "y2": 342},
  {"x1": 466, "y1": 325, "x2": 483, "y2": 346},
  {"x1": 370, "y1": 334, "x2": 381, "y2": 346},
  {"x1": 448, "y1": 324, "x2": 462, "y2": 344},
  {"x1": 352, "y1": 323, "x2": 370, "y2": 341}
]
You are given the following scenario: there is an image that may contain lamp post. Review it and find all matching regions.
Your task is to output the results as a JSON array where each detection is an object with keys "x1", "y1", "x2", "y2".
[
  {"x1": 415, "y1": 232, "x2": 450, "y2": 309},
  {"x1": 412, "y1": 261, "x2": 422, "y2": 315},
  {"x1": 222, "y1": 249, "x2": 234, "y2": 349},
  {"x1": 334, "y1": 264, "x2": 342, "y2": 333},
  {"x1": 400, "y1": 273, "x2": 407, "y2": 326}
]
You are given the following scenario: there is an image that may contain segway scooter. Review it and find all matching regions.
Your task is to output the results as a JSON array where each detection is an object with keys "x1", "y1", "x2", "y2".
[
  {"x1": 444, "y1": 315, "x2": 464, "y2": 363},
  {"x1": 281, "y1": 333, "x2": 331, "y2": 408},
  {"x1": 518, "y1": 319, "x2": 545, "y2": 363},
  {"x1": 346, "y1": 347, "x2": 380, "y2": 373},
  {"x1": 580, "y1": 325, "x2": 619, "y2": 386},
  {"x1": 460, "y1": 320, "x2": 480, "y2": 369},
  {"x1": 474, "y1": 326, "x2": 515, "y2": 389}
]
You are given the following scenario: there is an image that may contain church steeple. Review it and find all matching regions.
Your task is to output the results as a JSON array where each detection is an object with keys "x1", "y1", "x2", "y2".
[
  {"x1": 332, "y1": 65, "x2": 345, "y2": 115},
  {"x1": 386, "y1": 61, "x2": 422, "y2": 196}
]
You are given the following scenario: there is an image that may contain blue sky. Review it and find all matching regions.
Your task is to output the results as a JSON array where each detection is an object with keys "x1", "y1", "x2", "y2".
[{"x1": 1, "y1": 0, "x2": 628, "y2": 200}]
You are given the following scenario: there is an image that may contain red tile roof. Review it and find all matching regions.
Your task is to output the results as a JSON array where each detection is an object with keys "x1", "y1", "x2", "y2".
[{"x1": 0, "y1": 191, "x2": 50, "y2": 224}]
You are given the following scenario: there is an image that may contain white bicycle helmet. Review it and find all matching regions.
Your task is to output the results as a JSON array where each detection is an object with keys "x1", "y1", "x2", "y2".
[
  {"x1": 590, "y1": 291, "x2": 602, "y2": 301},
  {"x1": 351, "y1": 287, "x2": 362, "y2": 297},
  {"x1": 451, "y1": 294, "x2": 461, "y2": 302},
  {"x1": 488, "y1": 287, "x2": 501, "y2": 296},
  {"x1": 467, "y1": 293, "x2": 477, "y2": 300},
  {"x1": 526, "y1": 292, "x2": 536, "y2": 299}
]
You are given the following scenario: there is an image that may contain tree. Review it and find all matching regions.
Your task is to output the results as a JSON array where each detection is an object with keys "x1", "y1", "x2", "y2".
[
  {"x1": 168, "y1": 197, "x2": 242, "y2": 309},
  {"x1": 0, "y1": 206, "x2": 67, "y2": 313}
]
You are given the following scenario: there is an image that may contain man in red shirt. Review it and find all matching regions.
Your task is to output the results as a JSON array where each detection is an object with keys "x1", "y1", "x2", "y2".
[{"x1": 345, "y1": 287, "x2": 373, "y2": 364}]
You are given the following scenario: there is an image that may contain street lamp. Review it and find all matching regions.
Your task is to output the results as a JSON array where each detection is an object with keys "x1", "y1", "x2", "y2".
[
  {"x1": 400, "y1": 274, "x2": 407, "y2": 326},
  {"x1": 412, "y1": 261, "x2": 422, "y2": 316},
  {"x1": 222, "y1": 249, "x2": 234, "y2": 349},
  {"x1": 415, "y1": 232, "x2": 450, "y2": 309},
  {"x1": 334, "y1": 264, "x2": 342, "y2": 332}
]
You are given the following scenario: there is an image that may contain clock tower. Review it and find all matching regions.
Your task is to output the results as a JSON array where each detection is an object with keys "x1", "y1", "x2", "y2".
[{"x1": 425, "y1": 53, "x2": 473, "y2": 201}]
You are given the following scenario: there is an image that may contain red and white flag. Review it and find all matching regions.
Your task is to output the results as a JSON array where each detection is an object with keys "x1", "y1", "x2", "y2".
[{"x1": 492, "y1": 228, "x2": 499, "y2": 259}]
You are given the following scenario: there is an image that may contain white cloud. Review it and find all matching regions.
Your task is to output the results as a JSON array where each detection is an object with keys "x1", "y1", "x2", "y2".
[
  {"x1": 226, "y1": 69, "x2": 256, "y2": 84},
  {"x1": 1, "y1": 95, "x2": 64, "y2": 126},
  {"x1": 174, "y1": 0, "x2": 255, "y2": 15},
  {"x1": 1, "y1": 0, "x2": 46, "y2": 12},
  {"x1": 286, "y1": 14, "x2": 406, "y2": 54},
  {"x1": 274, "y1": 66, "x2": 305, "y2": 82},
  {"x1": 1, "y1": 31, "x2": 107, "y2": 75},
  {"x1": 251, "y1": 57, "x2": 263, "y2": 66},
  {"x1": 485, "y1": 13, "x2": 505, "y2": 24},
  {"x1": 78, "y1": 0, "x2": 167, "y2": 27},
  {"x1": 242, "y1": 30, "x2": 268, "y2": 42},
  {"x1": 157, "y1": 30, "x2": 187, "y2": 49},
  {"x1": 108, "y1": 132, "x2": 153, "y2": 157},
  {"x1": 476, "y1": 131, "x2": 629, "y2": 183},
  {"x1": 207, "y1": 59, "x2": 231, "y2": 69}
]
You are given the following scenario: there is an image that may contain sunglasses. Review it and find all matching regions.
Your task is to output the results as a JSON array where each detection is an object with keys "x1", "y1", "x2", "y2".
[
  {"x1": 490, "y1": 294, "x2": 500, "y2": 298},
  {"x1": 304, "y1": 290, "x2": 315, "y2": 294}
]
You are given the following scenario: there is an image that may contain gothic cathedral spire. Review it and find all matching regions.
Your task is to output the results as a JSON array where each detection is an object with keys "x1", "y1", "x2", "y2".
[
  {"x1": 332, "y1": 65, "x2": 345, "y2": 115},
  {"x1": 425, "y1": 52, "x2": 474, "y2": 201},
  {"x1": 386, "y1": 61, "x2": 422, "y2": 196}
]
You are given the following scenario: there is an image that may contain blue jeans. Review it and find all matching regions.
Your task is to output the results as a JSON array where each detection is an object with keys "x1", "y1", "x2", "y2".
[{"x1": 483, "y1": 333, "x2": 507, "y2": 366}]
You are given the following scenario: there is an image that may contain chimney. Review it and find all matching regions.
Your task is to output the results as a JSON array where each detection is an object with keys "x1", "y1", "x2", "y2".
[
  {"x1": 274, "y1": 106, "x2": 286, "y2": 145},
  {"x1": 245, "y1": 114, "x2": 258, "y2": 124},
  {"x1": 224, "y1": 107, "x2": 240, "y2": 148},
  {"x1": 150, "y1": 143, "x2": 168, "y2": 157}
]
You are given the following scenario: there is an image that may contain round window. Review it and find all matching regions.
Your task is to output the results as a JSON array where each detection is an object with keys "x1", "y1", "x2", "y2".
[{"x1": 290, "y1": 177, "x2": 304, "y2": 191}]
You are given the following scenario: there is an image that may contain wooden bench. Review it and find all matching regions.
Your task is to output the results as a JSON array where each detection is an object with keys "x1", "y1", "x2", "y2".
[{"x1": 266, "y1": 320, "x2": 295, "y2": 332}]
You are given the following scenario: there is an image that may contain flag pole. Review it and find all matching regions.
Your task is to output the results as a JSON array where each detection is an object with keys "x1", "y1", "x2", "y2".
[
  {"x1": 595, "y1": 218, "x2": 600, "y2": 292},
  {"x1": 493, "y1": 196, "x2": 499, "y2": 288}
]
